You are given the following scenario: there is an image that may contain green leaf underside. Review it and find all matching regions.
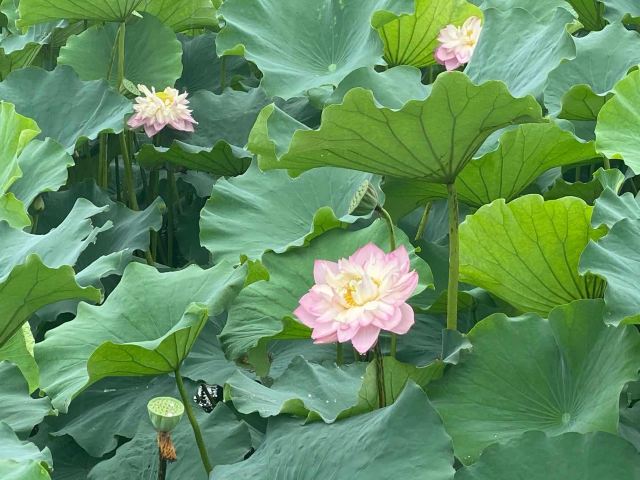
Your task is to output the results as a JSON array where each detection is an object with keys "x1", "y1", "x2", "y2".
[
  {"x1": 216, "y1": 0, "x2": 415, "y2": 99},
  {"x1": 214, "y1": 383, "x2": 455, "y2": 480},
  {"x1": 36, "y1": 261, "x2": 246, "y2": 411},
  {"x1": 384, "y1": 122, "x2": 597, "y2": 215},
  {"x1": 0, "y1": 362, "x2": 52, "y2": 434},
  {"x1": 0, "y1": 421, "x2": 51, "y2": 480},
  {"x1": 429, "y1": 300, "x2": 640, "y2": 464},
  {"x1": 199, "y1": 165, "x2": 379, "y2": 263},
  {"x1": 459, "y1": 195, "x2": 605, "y2": 315},
  {"x1": 254, "y1": 71, "x2": 543, "y2": 183},
  {"x1": 0, "y1": 324, "x2": 39, "y2": 393},
  {"x1": 454, "y1": 431, "x2": 640, "y2": 479}
]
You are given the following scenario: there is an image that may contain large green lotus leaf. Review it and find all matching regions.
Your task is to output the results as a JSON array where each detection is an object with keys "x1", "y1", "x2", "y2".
[
  {"x1": 48, "y1": 375, "x2": 180, "y2": 457},
  {"x1": 545, "y1": 23, "x2": 640, "y2": 119},
  {"x1": 88, "y1": 402, "x2": 251, "y2": 480},
  {"x1": 36, "y1": 261, "x2": 246, "y2": 411},
  {"x1": 253, "y1": 71, "x2": 543, "y2": 183},
  {"x1": 429, "y1": 300, "x2": 640, "y2": 464},
  {"x1": 378, "y1": 0, "x2": 482, "y2": 68},
  {"x1": 0, "y1": 66, "x2": 132, "y2": 152},
  {"x1": 32, "y1": 433, "x2": 98, "y2": 480},
  {"x1": 0, "y1": 256, "x2": 101, "y2": 350},
  {"x1": 459, "y1": 195, "x2": 605, "y2": 315},
  {"x1": 176, "y1": 32, "x2": 252, "y2": 94},
  {"x1": 0, "y1": 362, "x2": 52, "y2": 434},
  {"x1": 225, "y1": 357, "x2": 368, "y2": 423},
  {"x1": 219, "y1": 220, "x2": 433, "y2": 368},
  {"x1": 137, "y1": 88, "x2": 268, "y2": 175},
  {"x1": 0, "y1": 421, "x2": 51, "y2": 480},
  {"x1": 58, "y1": 14, "x2": 182, "y2": 89},
  {"x1": 0, "y1": 324, "x2": 38, "y2": 393},
  {"x1": 465, "y1": 7, "x2": 576, "y2": 98},
  {"x1": 0, "y1": 101, "x2": 39, "y2": 197},
  {"x1": 455, "y1": 431, "x2": 640, "y2": 479},
  {"x1": 595, "y1": 70, "x2": 640, "y2": 173},
  {"x1": 604, "y1": 0, "x2": 640, "y2": 23},
  {"x1": 215, "y1": 383, "x2": 454, "y2": 480},
  {"x1": 480, "y1": 0, "x2": 574, "y2": 19},
  {"x1": 17, "y1": 0, "x2": 216, "y2": 30},
  {"x1": 384, "y1": 122, "x2": 598, "y2": 215},
  {"x1": 200, "y1": 165, "x2": 380, "y2": 263},
  {"x1": 216, "y1": 0, "x2": 414, "y2": 99}
]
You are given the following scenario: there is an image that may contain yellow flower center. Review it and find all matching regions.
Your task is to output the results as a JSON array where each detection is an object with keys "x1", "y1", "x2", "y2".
[
  {"x1": 343, "y1": 285, "x2": 357, "y2": 307},
  {"x1": 155, "y1": 91, "x2": 174, "y2": 106}
]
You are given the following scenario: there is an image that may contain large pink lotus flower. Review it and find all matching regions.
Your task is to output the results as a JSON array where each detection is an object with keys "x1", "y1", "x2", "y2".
[
  {"x1": 294, "y1": 243, "x2": 419, "y2": 354},
  {"x1": 127, "y1": 85, "x2": 197, "y2": 138},
  {"x1": 434, "y1": 16, "x2": 482, "y2": 71}
]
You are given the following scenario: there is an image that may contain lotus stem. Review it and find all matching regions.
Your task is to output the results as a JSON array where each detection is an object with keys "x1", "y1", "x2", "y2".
[
  {"x1": 374, "y1": 343, "x2": 387, "y2": 408},
  {"x1": 119, "y1": 131, "x2": 139, "y2": 210},
  {"x1": 446, "y1": 183, "x2": 459, "y2": 331},
  {"x1": 98, "y1": 133, "x2": 108, "y2": 189},
  {"x1": 175, "y1": 369, "x2": 212, "y2": 475},
  {"x1": 117, "y1": 22, "x2": 126, "y2": 90},
  {"x1": 415, "y1": 202, "x2": 432, "y2": 241},
  {"x1": 377, "y1": 206, "x2": 399, "y2": 357},
  {"x1": 603, "y1": 157, "x2": 611, "y2": 170},
  {"x1": 336, "y1": 342, "x2": 344, "y2": 366}
]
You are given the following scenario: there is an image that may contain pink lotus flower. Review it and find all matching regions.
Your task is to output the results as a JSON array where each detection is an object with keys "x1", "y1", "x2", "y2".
[
  {"x1": 294, "y1": 244, "x2": 419, "y2": 354},
  {"x1": 127, "y1": 85, "x2": 197, "y2": 138},
  {"x1": 435, "y1": 16, "x2": 482, "y2": 71}
]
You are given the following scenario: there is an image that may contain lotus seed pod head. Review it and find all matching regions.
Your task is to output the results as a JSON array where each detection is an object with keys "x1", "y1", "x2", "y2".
[
  {"x1": 349, "y1": 180, "x2": 382, "y2": 216},
  {"x1": 147, "y1": 397, "x2": 184, "y2": 433}
]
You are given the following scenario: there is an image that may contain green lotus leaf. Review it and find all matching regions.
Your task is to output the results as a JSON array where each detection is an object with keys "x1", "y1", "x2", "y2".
[
  {"x1": 480, "y1": 0, "x2": 574, "y2": 19},
  {"x1": 0, "y1": 66, "x2": 132, "y2": 152},
  {"x1": 219, "y1": 220, "x2": 433, "y2": 374},
  {"x1": 454, "y1": 431, "x2": 640, "y2": 479},
  {"x1": 17, "y1": 0, "x2": 216, "y2": 30},
  {"x1": 579, "y1": 190, "x2": 640, "y2": 324},
  {"x1": 0, "y1": 324, "x2": 38, "y2": 393},
  {"x1": 543, "y1": 168, "x2": 625, "y2": 204},
  {"x1": 459, "y1": 195, "x2": 605, "y2": 315},
  {"x1": 566, "y1": 0, "x2": 607, "y2": 30},
  {"x1": 465, "y1": 7, "x2": 576, "y2": 98},
  {"x1": 604, "y1": 0, "x2": 640, "y2": 23},
  {"x1": 88, "y1": 402, "x2": 251, "y2": 480},
  {"x1": 137, "y1": 88, "x2": 269, "y2": 175},
  {"x1": 0, "y1": 255, "x2": 101, "y2": 350},
  {"x1": 216, "y1": 0, "x2": 415, "y2": 99},
  {"x1": 378, "y1": 0, "x2": 482, "y2": 68},
  {"x1": 0, "y1": 421, "x2": 52, "y2": 480},
  {"x1": 215, "y1": 383, "x2": 455, "y2": 480},
  {"x1": 48, "y1": 376, "x2": 180, "y2": 457},
  {"x1": 429, "y1": 300, "x2": 640, "y2": 464},
  {"x1": 384, "y1": 122, "x2": 598, "y2": 216},
  {"x1": 0, "y1": 362, "x2": 52, "y2": 434},
  {"x1": 200, "y1": 165, "x2": 381, "y2": 263},
  {"x1": 58, "y1": 14, "x2": 182, "y2": 89},
  {"x1": 253, "y1": 71, "x2": 543, "y2": 183},
  {"x1": 36, "y1": 261, "x2": 246, "y2": 411},
  {"x1": 545, "y1": 23, "x2": 640, "y2": 119},
  {"x1": 595, "y1": 70, "x2": 640, "y2": 172}
]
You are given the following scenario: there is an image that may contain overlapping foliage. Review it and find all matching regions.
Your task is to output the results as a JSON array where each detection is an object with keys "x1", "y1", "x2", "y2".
[{"x1": 1, "y1": 0, "x2": 640, "y2": 478}]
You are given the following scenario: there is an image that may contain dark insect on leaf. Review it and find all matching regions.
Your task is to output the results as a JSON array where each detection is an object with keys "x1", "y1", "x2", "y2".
[
  {"x1": 193, "y1": 383, "x2": 223, "y2": 413},
  {"x1": 244, "y1": 447, "x2": 256, "y2": 460}
]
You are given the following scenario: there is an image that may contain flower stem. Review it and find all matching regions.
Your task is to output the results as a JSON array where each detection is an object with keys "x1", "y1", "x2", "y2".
[
  {"x1": 117, "y1": 22, "x2": 126, "y2": 89},
  {"x1": 390, "y1": 334, "x2": 397, "y2": 359},
  {"x1": 603, "y1": 157, "x2": 611, "y2": 170},
  {"x1": 119, "y1": 131, "x2": 139, "y2": 210},
  {"x1": 377, "y1": 206, "x2": 397, "y2": 251},
  {"x1": 167, "y1": 167, "x2": 177, "y2": 266},
  {"x1": 374, "y1": 344, "x2": 387, "y2": 408},
  {"x1": 220, "y1": 56, "x2": 227, "y2": 92},
  {"x1": 446, "y1": 183, "x2": 459, "y2": 331},
  {"x1": 98, "y1": 133, "x2": 108, "y2": 189},
  {"x1": 175, "y1": 368, "x2": 212, "y2": 475},
  {"x1": 336, "y1": 342, "x2": 344, "y2": 366},
  {"x1": 415, "y1": 202, "x2": 432, "y2": 241},
  {"x1": 157, "y1": 449, "x2": 167, "y2": 480}
]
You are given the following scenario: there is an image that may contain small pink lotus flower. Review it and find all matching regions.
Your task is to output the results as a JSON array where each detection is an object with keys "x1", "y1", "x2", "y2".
[
  {"x1": 434, "y1": 16, "x2": 482, "y2": 71},
  {"x1": 294, "y1": 244, "x2": 419, "y2": 354},
  {"x1": 127, "y1": 85, "x2": 197, "y2": 138}
]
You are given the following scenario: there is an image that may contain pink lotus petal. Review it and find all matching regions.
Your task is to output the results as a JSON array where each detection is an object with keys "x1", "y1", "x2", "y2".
[{"x1": 351, "y1": 326, "x2": 381, "y2": 354}]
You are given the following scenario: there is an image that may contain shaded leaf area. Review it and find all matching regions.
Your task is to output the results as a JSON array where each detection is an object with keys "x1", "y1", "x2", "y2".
[
  {"x1": 215, "y1": 384, "x2": 455, "y2": 480},
  {"x1": 595, "y1": 69, "x2": 640, "y2": 173},
  {"x1": 0, "y1": 324, "x2": 39, "y2": 392},
  {"x1": 88, "y1": 403, "x2": 252, "y2": 480},
  {"x1": 36, "y1": 261, "x2": 246, "y2": 411},
  {"x1": 253, "y1": 71, "x2": 542, "y2": 183},
  {"x1": 429, "y1": 300, "x2": 640, "y2": 464},
  {"x1": 378, "y1": 0, "x2": 482, "y2": 68},
  {"x1": 137, "y1": 88, "x2": 269, "y2": 176},
  {"x1": 0, "y1": 66, "x2": 132, "y2": 152},
  {"x1": 216, "y1": 0, "x2": 414, "y2": 99},
  {"x1": 544, "y1": 23, "x2": 640, "y2": 119},
  {"x1": 580, "y1": 188, "x2": 640, "y2": 324},
  {"x1": 454, "y1": 431, "x2": 640, "y2": 479},
  {"x1": 200, "y1": 165, "x2": 380, "y2": 263},
  {"x1": 0, "y1": 362, "x2": 52, "y2": 434},
  {"x1": 466, "y1": 6, "x2": 576, "y2": 98},
  {"x1": 459, "y1": 195, "x2": 605, "y2": 315},
  {"x1": 220, "y1": 220, "x2": 433, "y2": 374},
  {"x1": 58, "y1": 13, "x2": 183, "y2": 89},
  {"x1": 384, "y1": 122, "x2": 598, "y2": 216},
  {"x1": 0, "y1": 421, "x2": 52, "y2": 480}
]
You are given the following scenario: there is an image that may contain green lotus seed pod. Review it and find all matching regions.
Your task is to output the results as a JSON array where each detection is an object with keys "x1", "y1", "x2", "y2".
[{"x1": 147, "y1": 397, "x2": 184, "y2": 433}]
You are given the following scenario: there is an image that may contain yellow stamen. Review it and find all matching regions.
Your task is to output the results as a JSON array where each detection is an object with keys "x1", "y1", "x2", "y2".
[{"x1": 155, "y1": 91, "x2": 174, "y2": 106}]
